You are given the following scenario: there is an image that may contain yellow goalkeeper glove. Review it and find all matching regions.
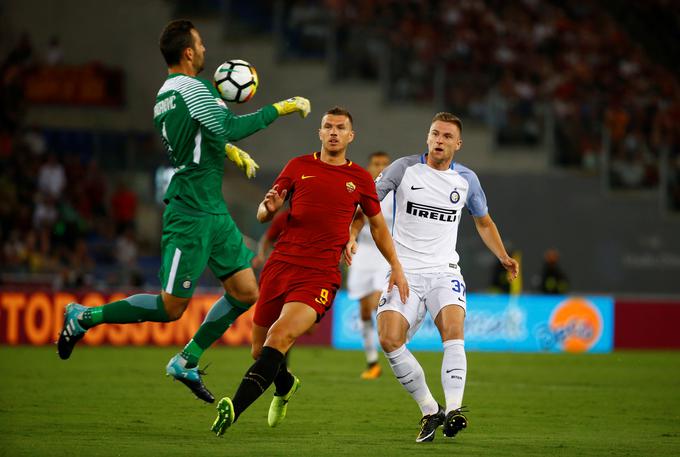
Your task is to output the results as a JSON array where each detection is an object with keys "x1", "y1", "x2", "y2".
[
  {"x1": 273, "y1": 96, "x2": 311, "y2": 118},
  {"x1": 225, "y1": 143, "x2": 259, "y2": 179}
]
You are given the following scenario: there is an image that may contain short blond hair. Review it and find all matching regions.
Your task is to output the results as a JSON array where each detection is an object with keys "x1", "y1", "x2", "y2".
[{"x1": 431, "y1": 112, "x2": 462, "y2": 134}]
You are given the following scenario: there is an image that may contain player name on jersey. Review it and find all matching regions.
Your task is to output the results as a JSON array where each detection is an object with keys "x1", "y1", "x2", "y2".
[{"x1": 154, "y1": 95, "x2": 177, "y2": 117}]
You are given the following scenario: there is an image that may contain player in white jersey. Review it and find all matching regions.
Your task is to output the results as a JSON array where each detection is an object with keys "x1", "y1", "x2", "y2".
[
  {"x1": 346, "y1": 152, "x2": 393, "y2": 379},
  {"x1": 346, "y1": 112, "x2": 518, "y2": 443}
]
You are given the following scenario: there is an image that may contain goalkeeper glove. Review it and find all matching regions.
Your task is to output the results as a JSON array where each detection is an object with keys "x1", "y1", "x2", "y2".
[
  {"x1": 225, "y1": 143, "x2": 259, "y2": 179},
  {"x1": 273, "y1": 96, "x2": 311, "y2": 118}
]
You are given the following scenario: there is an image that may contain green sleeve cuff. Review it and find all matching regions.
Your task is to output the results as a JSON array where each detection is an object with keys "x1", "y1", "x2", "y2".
[{"x1": 262, "y1": 104, "x2": 279, "y2": 124}]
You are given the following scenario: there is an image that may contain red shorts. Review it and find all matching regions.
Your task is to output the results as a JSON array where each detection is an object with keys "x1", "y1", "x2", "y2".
[{"x1": 253, "y1": 259, "x2": 341, "y2": 327}]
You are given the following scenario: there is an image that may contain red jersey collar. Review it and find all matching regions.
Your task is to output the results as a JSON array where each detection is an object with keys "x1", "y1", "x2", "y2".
[{"x1": 313, "y1": 151, "x2": 353, "y2": 167}]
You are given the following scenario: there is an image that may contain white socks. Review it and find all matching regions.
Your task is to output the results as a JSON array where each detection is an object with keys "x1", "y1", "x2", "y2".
[
  {"x1": 385, "y1": 345, "x2": 439, "y2": 416},
  {"x1": 361, "y1": 319, "x2": 379, "y2": 365},
  {"x1": 442, "y1": 339, "x2": 466, "y2": 413}
]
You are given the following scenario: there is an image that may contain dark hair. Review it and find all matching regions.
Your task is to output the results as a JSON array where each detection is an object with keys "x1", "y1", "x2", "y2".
[
  {"x1": 369, "y1": 151, "x2": 390, "y2": 160},
  {"x1": 431, "y1": 112, "x2": 463, "y2": 134},
  {"x1": 159, "y1": 20, "x2": 196, "y2": 66},
  {"x1": 324, "y1": 106, "x2": 353, "y2": 126}
]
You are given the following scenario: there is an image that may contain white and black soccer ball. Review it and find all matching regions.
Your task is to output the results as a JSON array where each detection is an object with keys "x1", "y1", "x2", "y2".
[{"x1": 214, "y1": 59, "x2": 258, "y2": 103}]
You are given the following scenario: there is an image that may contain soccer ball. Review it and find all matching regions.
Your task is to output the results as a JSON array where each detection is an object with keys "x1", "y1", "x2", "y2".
[{"x1": 214, "y1": 59, "x2": 258, "y2": 103}]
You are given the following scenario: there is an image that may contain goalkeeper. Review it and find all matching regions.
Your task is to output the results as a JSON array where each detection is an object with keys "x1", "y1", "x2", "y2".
[{"x1": 57, "y1": 19, "x2": 311, "y2": 404}]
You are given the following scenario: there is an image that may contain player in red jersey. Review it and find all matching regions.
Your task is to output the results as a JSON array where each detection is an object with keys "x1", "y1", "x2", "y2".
[
  {"x1": 211, "y1": 107, "x2": 409, "y2": 435},
  {"x1": 251, "y1": 208, "x2": 289, "y2": 269}
]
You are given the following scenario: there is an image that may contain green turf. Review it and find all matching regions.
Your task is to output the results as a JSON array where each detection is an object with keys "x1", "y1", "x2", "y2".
[{"x1": 0, "y1": 347, "x2": 679, "y2": 457}]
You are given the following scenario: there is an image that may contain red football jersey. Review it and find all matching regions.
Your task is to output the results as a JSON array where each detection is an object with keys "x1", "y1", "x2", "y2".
[
  {"x1": 265, "y1": 208, "x2": 290, "y2": 243},
  {"x1": 268, "y1": 152, "x2": 381, "y2": 269}
]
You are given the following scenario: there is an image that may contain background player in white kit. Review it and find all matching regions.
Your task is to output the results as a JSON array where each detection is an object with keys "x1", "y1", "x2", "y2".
[
  {"x1": 346, "y1": 152, "x2": 392, "y2": 379},
  {"x1": 346, "y1": 112, "x2": 518, "y2": 443}
]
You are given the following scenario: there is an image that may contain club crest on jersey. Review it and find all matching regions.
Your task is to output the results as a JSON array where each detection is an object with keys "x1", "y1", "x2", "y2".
[
  {"x1": 182, "y1": 280, "x2": 192, "y2": 289},
  {"x1": 450, "y1": 190, "x2": 460, "y2": 204},
  {"x1": 345, "y1": 181, "x2": 356, "y2": 193}
]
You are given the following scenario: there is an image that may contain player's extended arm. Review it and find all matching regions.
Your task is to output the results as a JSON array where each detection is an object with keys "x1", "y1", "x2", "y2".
[
  {"x1": 257, "y1": 185, "x2": 288, "y2": 223},
  {"x1": 223, "y1": 106, "x2": 279, "y2": 142},
  {"x1": 473, "y1": 214, "x2": 519, "y2": 280},
  {"x1": 367, "y1": 212, "x2": 409, "y2": 303},
  {"x1": 343, "y1": 207, "x2": 366, "y2": 266},
  {"x1": 185, "y1": 81, "x2": 279, "y2": 143},
  {"x1": 222, "y1": 97, "x2": 310, "y2": 141}
]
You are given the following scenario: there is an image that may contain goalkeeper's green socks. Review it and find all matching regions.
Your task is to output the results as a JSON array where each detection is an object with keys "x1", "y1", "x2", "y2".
[
  {"x1": 78, "y1": 292, "x2": 252, "y2": 366},
  {"x1": 180, "y1": 294, "x2": 251, "y2": 368},
  {"x1": 78, "y1": 294, "x2": 171, "y2": 329}
]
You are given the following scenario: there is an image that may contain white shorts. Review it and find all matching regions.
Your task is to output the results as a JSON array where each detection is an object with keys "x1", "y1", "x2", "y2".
[
  {"x1": 347, "y1": 262, "x2": 391, "y2": 300},
  {"x1": 376, "y1": 271, "x2": 467, "y2": 341}
]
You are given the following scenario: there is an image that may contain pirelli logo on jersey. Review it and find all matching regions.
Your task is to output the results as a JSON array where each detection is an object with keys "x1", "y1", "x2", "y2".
[{"x1": 406, "y1": 201, "x2": 457, "y2": 222}]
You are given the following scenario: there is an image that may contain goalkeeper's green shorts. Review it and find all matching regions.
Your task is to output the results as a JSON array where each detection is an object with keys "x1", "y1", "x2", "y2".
[{"x1": 159, "y1": 198, "x2": 254, "y2": 298}]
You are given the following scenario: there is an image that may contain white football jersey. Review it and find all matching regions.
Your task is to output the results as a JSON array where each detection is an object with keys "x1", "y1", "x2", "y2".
[
  {"x1": 352, "y1": 192, "x2": 393, "y2": 270},
  {"x1": 376, "y1": 153, "x2": 488, "y2": 273}
]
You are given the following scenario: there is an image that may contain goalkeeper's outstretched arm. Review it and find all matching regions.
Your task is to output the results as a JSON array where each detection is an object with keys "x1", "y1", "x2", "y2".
[{"x1": 222, "y1": 97, "x2": 311, "y2": 142}]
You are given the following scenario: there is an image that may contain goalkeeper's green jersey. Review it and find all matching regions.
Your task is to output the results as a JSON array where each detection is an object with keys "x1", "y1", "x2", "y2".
[{"x1": 153, "y1": 73, "x2": 278, "y2": 214}]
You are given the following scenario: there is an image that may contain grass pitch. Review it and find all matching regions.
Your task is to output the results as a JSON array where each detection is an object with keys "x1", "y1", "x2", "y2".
[{"x1": 0, "y1": 346, "x2": 679, "y2": 457}]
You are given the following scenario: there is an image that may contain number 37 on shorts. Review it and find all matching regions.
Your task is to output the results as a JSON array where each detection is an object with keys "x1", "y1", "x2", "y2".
[
  {"x1": 449, "y1": 277, "x2": 467, "y2": 307},
  {"x1": 451, "y1": 279, "x2": 466, "y2": 296}
]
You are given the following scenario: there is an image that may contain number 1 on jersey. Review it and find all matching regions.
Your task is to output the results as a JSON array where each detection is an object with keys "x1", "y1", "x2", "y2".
[{"x1": 162, "y1": 121, "x2": 174, "y2": 153}]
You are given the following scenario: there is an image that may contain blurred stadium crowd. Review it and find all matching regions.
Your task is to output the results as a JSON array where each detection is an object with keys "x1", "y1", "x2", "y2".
[
  {"x1": 0, "y1": 35, "x2": 143, "y2": 288},
  {"x1": 277, "y1": 0, "x2": 680, "y2": 194},
  {"x1": 2, "y1": 0, "x2": 679, "y2": 290}
]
